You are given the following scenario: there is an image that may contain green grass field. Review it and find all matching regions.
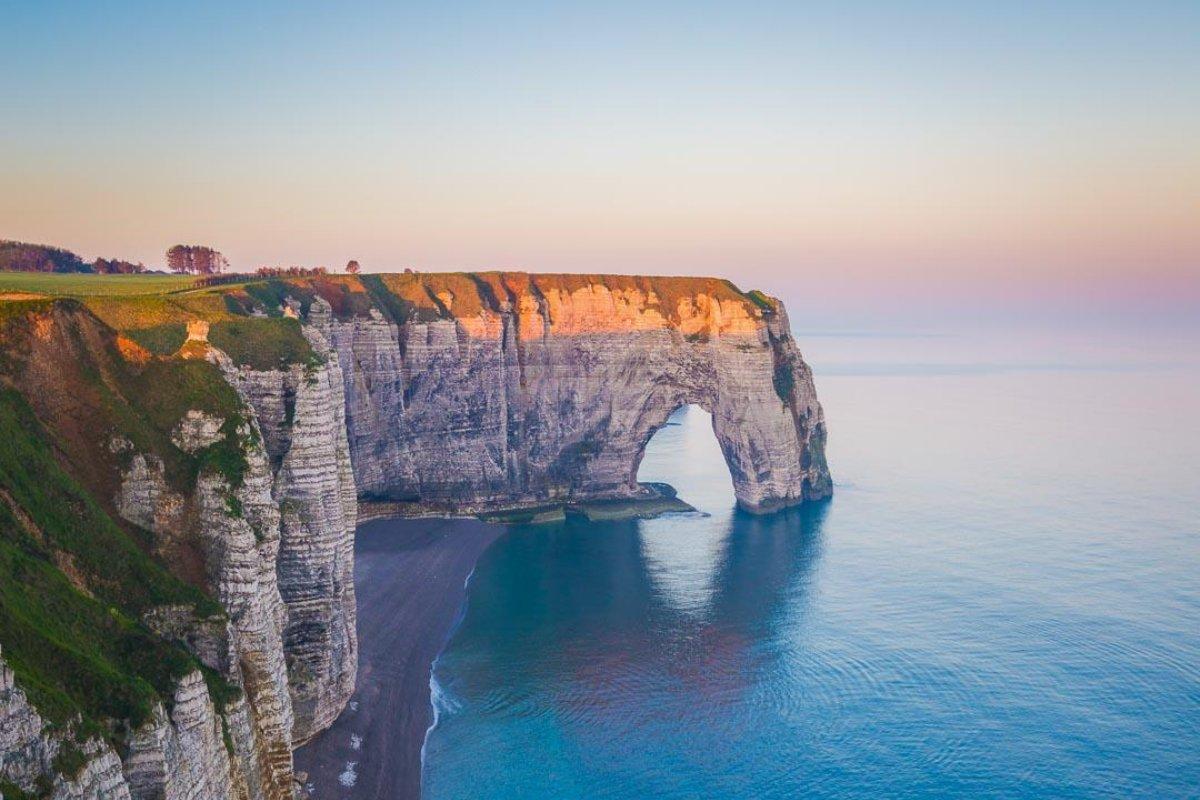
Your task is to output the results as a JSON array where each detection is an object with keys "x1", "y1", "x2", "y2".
[
  {"x1": 0, "y1": 272, "x2": 200, "y2": 297},
  {"x1": 0, "y1": 272, "x2": 321, "y2": 370}
]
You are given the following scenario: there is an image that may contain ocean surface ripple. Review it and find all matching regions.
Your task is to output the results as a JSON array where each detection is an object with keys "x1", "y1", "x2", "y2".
[{"x1": 423, "y1": 326, "x2": 1200, "y2": 799}]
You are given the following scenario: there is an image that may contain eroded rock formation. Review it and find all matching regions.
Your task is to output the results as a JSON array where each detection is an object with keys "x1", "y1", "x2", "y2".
[
  {"x1": 320, "y1": 274, "x2": 830, "y2": 513},
  {"x1": 1, "y1": 647, "x2": 134, "y2": 800},
  {"x1": 218, "y1": 329, "x2": 358, "y2": 745},
  {"x1": 0, "y1": 272, "x2": 829, "y2": 800}
]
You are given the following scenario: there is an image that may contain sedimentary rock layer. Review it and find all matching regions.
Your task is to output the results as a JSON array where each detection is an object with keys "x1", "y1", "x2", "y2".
[
  {"x1": 1, "y1": 647, "x2": 133, "y2": 800},
  {"x1": 318, "y1": 274, "x2": 831, "y2": 513},
  {"x1": 221, "y1": 329, "x2": 358, "y2": 745},
  {"x1": 0, "y1": 271, "x2": 828, "y2": 800}
]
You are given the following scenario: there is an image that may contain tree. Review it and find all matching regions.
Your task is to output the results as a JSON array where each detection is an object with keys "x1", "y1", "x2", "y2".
[
  {"x1": 92, "y1": 257, "x2": 145, "y2": 274},
  {"x1": 0, "y1": 240, "x2": 89, "y2": 273},
  {"x1": 345, "y1": 259, "x2": 360, "y2": 274},
  {"x1": 166, "y1": 245, "x2": 189, "y2": 273},
  {"x1": 166, "y1": 244, "x2": 228, "y2": 274}
]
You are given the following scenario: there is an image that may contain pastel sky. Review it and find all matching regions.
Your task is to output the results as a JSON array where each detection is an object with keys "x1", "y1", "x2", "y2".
[{"x1": 2, "y1": 1, "x2": 1197, "y2": 324}]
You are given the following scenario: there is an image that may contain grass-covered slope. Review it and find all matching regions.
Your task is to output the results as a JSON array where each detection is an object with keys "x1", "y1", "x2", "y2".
[
  {"x1": 0, "y1": 386, "x2": 229, "y2": 748},
  {"x1": 0, "y1": 283, "x2": 327, "y2": 784},
  {"x1": 0, "y1": 272, "x2": 320, "y2": 370},
  {"x1": 208, "y1": 317, "x2": 322, "y2": 370},
  {"x1": 1, "y1": 300, "x2": 253, "y2": 499},
  {"x1": 0, "y1": 300, "x2": 252, "y2": 758}
]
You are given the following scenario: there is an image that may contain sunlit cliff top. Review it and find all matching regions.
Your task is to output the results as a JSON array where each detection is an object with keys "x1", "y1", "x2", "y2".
[{"x1": 0, "y1": 270, "x2": 782, "y2": 334}]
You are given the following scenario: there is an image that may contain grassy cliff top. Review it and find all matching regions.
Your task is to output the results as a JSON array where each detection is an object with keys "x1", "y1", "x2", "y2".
[
  {"x1": 0, "y1": 270, "x2": 778, "y2": 329},
  {"x1": 0, "y1": 272, "x2": 198, "y2": 296},
  {"x1": 0, "y1": 273, "x2": 321, "y2": 370}
]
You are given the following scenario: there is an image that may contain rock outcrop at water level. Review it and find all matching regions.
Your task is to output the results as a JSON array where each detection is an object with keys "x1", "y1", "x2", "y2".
[{"x1": 0, "y1": 271, "x2": 829, "y2": 800}]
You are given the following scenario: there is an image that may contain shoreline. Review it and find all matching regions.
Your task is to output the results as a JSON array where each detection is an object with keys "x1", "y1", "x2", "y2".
[
  {"x1": 294, "y1": 516, "x2": 505, "y2": 800},
  {"x1": 417, "y1": 554, "x2": 484, "y2": 782}
]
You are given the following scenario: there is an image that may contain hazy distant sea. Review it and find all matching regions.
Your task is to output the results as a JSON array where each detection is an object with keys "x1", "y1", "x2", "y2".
[{"x1": 422, "y1": 322, "x2": 1200, "y2": 799}]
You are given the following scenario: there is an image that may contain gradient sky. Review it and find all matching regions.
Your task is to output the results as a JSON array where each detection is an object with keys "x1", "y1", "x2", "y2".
[{"x1": 2, "y1": 1, "x2": 1197, "y2": 324}]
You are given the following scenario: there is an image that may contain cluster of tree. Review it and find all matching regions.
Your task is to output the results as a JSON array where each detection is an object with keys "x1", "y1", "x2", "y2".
[
  {"x1": 166, "y1": 245, "x2": 228, "y2": 275},
  {"x1": 0, "y1": 240, "x2": 147, "y2": 274},
  {"x1": 92, "y1": 257, "x2": 146, "y2": 274},
  {"x1": 1, "y1": 240, "x2": 89, "y2": 272},
  {"x1": 254, "y1": 265, "x2": 330, "y2": 277},
  {"x1": 254, "y1": 260, "x2": 364, "y2": 276},
  {"x1": 1, "y1": 239, "x2": 371, "y2": 277}
]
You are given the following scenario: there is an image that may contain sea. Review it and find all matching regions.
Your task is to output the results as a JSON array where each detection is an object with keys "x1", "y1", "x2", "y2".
[{"x1": 421, "y1": 322, "x2": 1200, "y2": 799}]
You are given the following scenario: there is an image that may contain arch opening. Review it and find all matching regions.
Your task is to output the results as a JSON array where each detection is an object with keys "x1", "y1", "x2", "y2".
[{"x1": 635, "y1": 404, "x2": 737, "y2": 513}]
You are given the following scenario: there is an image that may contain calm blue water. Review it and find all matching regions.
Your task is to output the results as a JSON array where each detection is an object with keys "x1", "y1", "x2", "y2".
[{"x1": 423, "y1": 324, "x2": 1200, "y2": 799}]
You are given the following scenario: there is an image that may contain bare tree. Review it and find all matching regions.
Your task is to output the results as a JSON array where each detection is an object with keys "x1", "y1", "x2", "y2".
[{"x1": 345, "y1": 259, "x2": 360, "y2": 274}]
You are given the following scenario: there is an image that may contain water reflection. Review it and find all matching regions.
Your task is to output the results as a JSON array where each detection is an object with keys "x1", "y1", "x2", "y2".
[
  {"x1": 708, "y1": 504, "x2": 828, "y2": 635},
  {"x1": 637, "y1": 403, "x2": 734, "y2": 613},
  {"x1": 640, "y1": 503, "x2": 829, "y2": 707},
  {"x1": 427, "y1": 326, "x2": 1200, "y2": 800},
  {"x1": 425, "y1": 484, "x2": 829, "y2": 800},
  {"x1": 433, "y1": 501, "x2": 827, "y2": 722}
]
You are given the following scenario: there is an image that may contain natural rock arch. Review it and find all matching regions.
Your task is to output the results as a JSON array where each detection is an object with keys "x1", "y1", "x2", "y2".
[
  {"x1": 315, "y1": 274, "x2": 832, "y2": 514},
  {"x1": 555, "y1": 322, "x2": 830, "y2": 513}
]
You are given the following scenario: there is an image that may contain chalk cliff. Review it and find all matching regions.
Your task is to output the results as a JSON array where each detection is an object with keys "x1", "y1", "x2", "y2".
[
  {"x1": 0, "y1": 272, "x2": 828, "y2": 800},
  {"x1": 317, "y1": 273, "x2": 830, "y2": 514},
  {"x1": 218, "y1": 329, "x2": 358, "y2": 745},
  {"x1": 0, "y1": 302, "x2": 345, "y2": 800}
]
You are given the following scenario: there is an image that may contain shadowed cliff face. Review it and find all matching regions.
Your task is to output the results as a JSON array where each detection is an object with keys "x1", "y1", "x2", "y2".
[{"x1": 309, "y1": 273, "x2": 831, "y2": 513}]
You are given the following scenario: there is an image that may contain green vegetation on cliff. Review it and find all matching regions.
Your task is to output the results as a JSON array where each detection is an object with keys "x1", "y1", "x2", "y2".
[
  {"x1": 124, "y1": 323, "x2": 188, "y2": 356},
  {"x1": 0, "y1": 299, "x2": 286, "y2": 516},
  {"x1": 209, "y1": 318, "x2": 321, "y2": 371},
  {"x1": 0, "y1": 272, "x2": 321, "y2": 370},
  {"x1": 2, "y1": 267, "x2": 776, "y2": 331},
  {"x1": 0, "y1": 388, "x2": 229, "y2": 743},
  {"x1": 745, "y1": 289, "x2": 776, "y2": 313},
  {"x1": 122, "y1": 358, "x2": 255, "y2": 490}
]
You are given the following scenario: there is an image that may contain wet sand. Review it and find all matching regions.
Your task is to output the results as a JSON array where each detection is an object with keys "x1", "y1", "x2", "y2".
[{"x1": 295, "y1": 517, "x2": 504, "y2": 800}]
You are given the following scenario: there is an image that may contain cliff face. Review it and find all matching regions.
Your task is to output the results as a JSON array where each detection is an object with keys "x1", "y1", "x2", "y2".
[
  {"x1": 0, "y1": 302, "x2": 354, "y2": 800},
  {"x1": 117, "y1": 433, "x2": 299, "y2": 800},
  {"x1": 0, "y1": 271, "x2": 828, "y2": 800},
  {"x1": 1, "y1": 648, "x2": 256, "y2": 800},
  {"x1": 0, "y1": 648, "x2": 132, "y2": 800},
  {"x1": 317, "y1": 274, "x2": 830, "y2": 514},
  {"x1": 219, "y1": 329, "x2": 358, "y2": 744}
]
